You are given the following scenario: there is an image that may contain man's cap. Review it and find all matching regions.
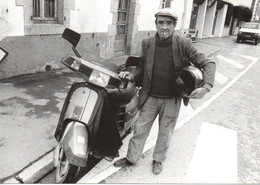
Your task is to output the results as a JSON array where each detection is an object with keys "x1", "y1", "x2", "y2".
[{"x1": 155, "y1": 8, "x2": 178, "y2": 21}]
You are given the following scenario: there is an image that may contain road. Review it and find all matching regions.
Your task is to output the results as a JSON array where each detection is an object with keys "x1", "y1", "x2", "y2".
[{"x1": 40, "y1": 41, "x2": 260, "y2": 183}]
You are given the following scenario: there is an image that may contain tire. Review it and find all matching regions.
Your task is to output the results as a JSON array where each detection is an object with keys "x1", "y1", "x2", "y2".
[
  {"x1": 255, "y1": 39, "x2": 258, "y2": 45},
  {"x1": 55, "y1": 146, "x2": 79, "y2": 183},
  {"x1": 236, "y1": 38, "x2": 240, "y2": 43}
]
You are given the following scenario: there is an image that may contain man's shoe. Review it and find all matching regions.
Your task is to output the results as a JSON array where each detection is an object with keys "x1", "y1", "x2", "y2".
[
  {"x1": 152, "y1": 160, "x2": 162, "y2": 175},
  {"x1": 114, "y1": 157, "x2": 133, "y2": 167}
]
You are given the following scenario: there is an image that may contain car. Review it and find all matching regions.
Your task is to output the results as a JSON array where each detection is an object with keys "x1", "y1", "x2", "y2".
[{"x1": 237, "y1": 22, "x2": 260, "y2": 45}]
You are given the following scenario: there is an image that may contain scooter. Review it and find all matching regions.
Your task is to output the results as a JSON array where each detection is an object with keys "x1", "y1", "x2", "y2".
[{"x1": 53, "y1": 28, "x2": 140, "y2": 183}]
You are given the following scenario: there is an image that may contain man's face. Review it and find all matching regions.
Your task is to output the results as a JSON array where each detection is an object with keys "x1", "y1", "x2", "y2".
[{"x1": 156, "y1": 16, "x2": 176, "y2": 40}]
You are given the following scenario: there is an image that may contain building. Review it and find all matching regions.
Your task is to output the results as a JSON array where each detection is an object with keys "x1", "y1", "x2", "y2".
[
  {"x1": 189, "y1": 0, "x2": 233, "y2": 38},
  {"x1": 0, "y1": 0, "x2": 232, "y2": 79}
]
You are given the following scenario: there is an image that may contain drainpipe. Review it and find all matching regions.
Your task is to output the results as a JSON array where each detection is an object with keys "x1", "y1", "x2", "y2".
[{"x1": 180, "y1": 0, "x2": 188, "y2": 36}]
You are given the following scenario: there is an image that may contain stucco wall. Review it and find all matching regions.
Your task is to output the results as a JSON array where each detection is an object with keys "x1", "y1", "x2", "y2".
[
  {"x1": 70, "y1": 0, "x2": 113, "y2": 33},
  {"x1": 0, "y1": 33, "x2": 108, "y2": 79},
  {"x1": 0, "y1": 0, "x2": 24, "y2": 40},
  {"x1": 223, "y1": 26, "x2": 230, "y2": 36},
  {"x1": 137, "y1": 0, "x2": 193, "y2": 32}
]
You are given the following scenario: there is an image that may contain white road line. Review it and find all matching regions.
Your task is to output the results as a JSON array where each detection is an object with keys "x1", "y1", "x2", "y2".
[
  {"x1": 215, "y1": 71, "x2": 228, "y2": 85},
  {"x1": 217, "y1": 55, "x2": 245, "y2": 69},
  {"x1": 235, "y1": 54, "x2": 258, "y2": 61},
  {"x1": 185, "y1": 122, "x2": 237, "y2": 183},
  {"x1": 175, "y1": 103, "x2": 194, "y2": 130}
]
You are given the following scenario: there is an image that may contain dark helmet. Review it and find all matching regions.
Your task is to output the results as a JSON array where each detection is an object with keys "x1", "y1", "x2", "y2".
[{"x1": 176, "y1": 65, "x2": 203, "y2": 97}]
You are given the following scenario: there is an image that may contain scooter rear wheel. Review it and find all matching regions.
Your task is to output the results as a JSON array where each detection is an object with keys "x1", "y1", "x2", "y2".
[{"x1": 55, "y1": 145, "x2": 79, "y2": 183}]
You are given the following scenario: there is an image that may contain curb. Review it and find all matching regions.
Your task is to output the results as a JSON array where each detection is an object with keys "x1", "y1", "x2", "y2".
[
  {"x1": 2, "y1": 38, "x2": 235, "y2": 184},
  {"x1": 3, "y1": 150, "x2": 54, "y2": 184}
]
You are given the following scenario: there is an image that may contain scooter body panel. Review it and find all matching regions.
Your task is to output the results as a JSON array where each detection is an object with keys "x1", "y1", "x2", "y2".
[
  {"x1": 60, "y1": 121, "x2": 89, "y2": 167},
  {"x1": 64, "y1": 87, "x2": 98, "y2": 124},
  {"x1": 58, "y1": 86, "x2": 98, "y2": 167}
]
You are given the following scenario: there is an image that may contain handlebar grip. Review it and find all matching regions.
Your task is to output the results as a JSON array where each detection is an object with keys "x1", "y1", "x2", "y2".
[{"x1": 124, "y1": 75, "x2": 133, "y2": 81}]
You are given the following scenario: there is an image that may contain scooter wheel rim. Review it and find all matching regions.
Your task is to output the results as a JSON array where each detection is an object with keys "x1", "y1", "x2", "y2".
[{"x1": 56, "y1": 146, "x2": 69, "y2": 181}]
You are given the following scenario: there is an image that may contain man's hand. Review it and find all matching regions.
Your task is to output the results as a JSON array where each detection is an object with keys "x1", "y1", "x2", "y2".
[
  {"x1": 187, "y1": 87, "x2": 209, "y2": 99},
  {"x1": 119, "y1": 71, "x2": 134, "y2": 82}
]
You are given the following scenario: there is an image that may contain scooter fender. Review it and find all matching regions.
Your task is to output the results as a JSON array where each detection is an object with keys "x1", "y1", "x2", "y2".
[{"x1": 60, "y1": 120, "x2": 89, "y2": 167}]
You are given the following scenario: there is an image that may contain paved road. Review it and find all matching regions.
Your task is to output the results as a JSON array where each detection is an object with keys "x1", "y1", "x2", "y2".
[{"x1": 40, "y1": 41, "x2": 260, "y2": 183}]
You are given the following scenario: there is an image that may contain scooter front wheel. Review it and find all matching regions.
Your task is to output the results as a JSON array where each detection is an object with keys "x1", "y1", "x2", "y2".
[{"x1": 55, "y1": 145, "x2": 79, "y2": 183}]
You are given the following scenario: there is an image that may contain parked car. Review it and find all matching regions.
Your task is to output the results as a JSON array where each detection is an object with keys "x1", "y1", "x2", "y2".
[{"x1": 237, "y1": 22, "x2": 260, "y2": 45}]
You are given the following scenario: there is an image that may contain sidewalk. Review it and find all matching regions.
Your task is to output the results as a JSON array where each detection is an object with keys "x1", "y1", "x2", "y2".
[{"x1": 0, "y1": 35, "x2": 236, "y2": 183}]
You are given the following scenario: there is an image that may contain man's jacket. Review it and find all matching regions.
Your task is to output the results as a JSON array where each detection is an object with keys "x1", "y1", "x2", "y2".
[{"x1": 132, "y1": 34, "x2": 216, "y2": 108}]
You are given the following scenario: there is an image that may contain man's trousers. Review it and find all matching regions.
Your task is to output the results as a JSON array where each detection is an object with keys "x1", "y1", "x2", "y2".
[{"x1": 126, "y1": 96, "x2": 181, "y2": 163}]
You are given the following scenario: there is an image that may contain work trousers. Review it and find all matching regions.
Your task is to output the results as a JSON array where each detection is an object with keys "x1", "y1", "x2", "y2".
[{"x1": 127, "y1": 96, "x2": 181, "y2": 163}]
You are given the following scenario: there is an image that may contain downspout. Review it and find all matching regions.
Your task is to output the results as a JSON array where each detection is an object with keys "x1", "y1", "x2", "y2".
[{"x1": 180, "y1": 0, "x2": 188, "y2": 36}]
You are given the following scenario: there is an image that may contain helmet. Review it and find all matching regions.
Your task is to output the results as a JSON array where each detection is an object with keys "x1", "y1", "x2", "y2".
[{"x1": 176, "y1": 65, "x2": 203, "y2": 97}]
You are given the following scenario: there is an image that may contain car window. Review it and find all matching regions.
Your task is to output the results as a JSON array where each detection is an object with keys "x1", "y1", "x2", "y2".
[{"x1": 242, "y1": 23, "x2": 260, "y2": 29}]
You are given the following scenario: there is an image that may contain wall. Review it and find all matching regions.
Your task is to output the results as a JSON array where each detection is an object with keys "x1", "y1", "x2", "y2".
[
  {"x1": 70, "y1": 0, "x2": 113, "y2": 33},
  {"x1": 0, "y1": 0, "x2": 24, "y2": 40},
  {"x1": 203, "y1": 2, "x2": 217, "y2": 37},
  {"x1": 196, "y1": 0, "x2": 207, "y2": 38},
  {"x1": 215, "y1": 4, "x2": 228, "y2": 37},
  {"x1": 222, "y1": 25, "x2": 230, "y2": 36},
  {"x1": 0, "y1": 0, "x2": 112, "y2": 79}
]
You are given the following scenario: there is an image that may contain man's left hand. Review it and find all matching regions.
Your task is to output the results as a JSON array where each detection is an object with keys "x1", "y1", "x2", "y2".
[{"x1": 187, "y1": 87, "x2": 208, "y2": 99}]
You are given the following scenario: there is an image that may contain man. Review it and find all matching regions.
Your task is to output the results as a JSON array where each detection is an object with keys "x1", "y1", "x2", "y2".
[{"x1": 114, "y1": 8, "x2": 216, "y2": 175}]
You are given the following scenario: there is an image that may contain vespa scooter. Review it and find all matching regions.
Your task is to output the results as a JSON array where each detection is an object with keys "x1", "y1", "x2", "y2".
[{"x1": 53, "y1": 28, "x2": 140, "y2": 183}]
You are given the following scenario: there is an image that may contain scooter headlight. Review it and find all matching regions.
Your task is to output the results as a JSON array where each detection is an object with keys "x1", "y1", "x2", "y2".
[
  {"x1": 89, "y1": 69, "x2": 110, "y2": 87},
  {"x1": 71, "y1": 59, "x2": 81, "y2": 71}
]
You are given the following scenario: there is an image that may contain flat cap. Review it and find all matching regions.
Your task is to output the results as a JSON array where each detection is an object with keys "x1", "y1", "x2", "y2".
[{"x1": 155, "y1": 8, "x2": 178, "y2": 21}]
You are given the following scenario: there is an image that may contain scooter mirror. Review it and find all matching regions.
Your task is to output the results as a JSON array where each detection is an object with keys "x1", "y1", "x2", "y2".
[
  {"x1": 62, "y1": 28, "x2": 81, "y2": 47},
  {"x1": 0, "y1": 47, "x2": 8, "y2": 63}
]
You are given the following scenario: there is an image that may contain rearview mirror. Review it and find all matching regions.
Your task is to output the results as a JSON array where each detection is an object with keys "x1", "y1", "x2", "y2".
[
  {"x1": 62, "y1": 28, "x2": 81, "y2": 47},
  {"x1": 0, "y1": 47, "x2": 8, "y2": 63}
]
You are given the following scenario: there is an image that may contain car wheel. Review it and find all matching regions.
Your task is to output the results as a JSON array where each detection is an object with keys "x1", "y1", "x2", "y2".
[{"x1": 236, "y1": 38, "x2": 240, "y2": 43}]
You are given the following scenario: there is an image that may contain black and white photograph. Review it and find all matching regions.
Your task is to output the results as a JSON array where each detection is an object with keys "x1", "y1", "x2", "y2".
[{"x1": 0, "y1": 0, "x2": 260, "y2": 184}]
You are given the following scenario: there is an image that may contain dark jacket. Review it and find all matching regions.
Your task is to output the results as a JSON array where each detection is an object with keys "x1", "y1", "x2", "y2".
[{"x1": 133, "y1": 34, "x2": 216, "y2": 108}]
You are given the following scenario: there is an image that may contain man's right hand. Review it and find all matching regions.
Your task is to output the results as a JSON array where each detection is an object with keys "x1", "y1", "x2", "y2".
[{"x1": 119, "y1": 71, "x2": 134, "y2": 82}]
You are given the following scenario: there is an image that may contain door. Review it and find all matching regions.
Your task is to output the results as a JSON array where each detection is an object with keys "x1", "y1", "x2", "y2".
[{"x1": 114, "y1": 0, "x2": 130, "y2": 57}]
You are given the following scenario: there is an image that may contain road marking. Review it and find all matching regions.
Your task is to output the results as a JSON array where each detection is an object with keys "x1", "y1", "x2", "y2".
[
  {"x1": 217, "y1": 55, "x2": 245, "y2": 69},
  {"x1": 215, "y1": 71, "x2": 228, "y2": 85},
  {"x1": 235, "y1": 54, "x2": 258, "y2": 61},
  {"x1": 175, "y1": 103, "x2": 194, "y2": 130},
  {"x1": 185, "y1": 122, "x2": 237, "y2": 183},
  {"x1": 77, "y1": 57, "x2": 257, "y2": 183}
]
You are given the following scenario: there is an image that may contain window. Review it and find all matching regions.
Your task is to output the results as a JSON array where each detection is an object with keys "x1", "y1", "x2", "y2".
[
  {"x1": 33, "y1": 0, "x2": 58, "y2": 22},
  {"x1": 161, "y1": 0, "x2": 172, "y2": 8}
]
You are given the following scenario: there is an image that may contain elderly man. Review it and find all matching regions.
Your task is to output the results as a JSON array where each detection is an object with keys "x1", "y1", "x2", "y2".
[{"x1": 114, "y1": 8, "x2": 216, "y2": 175}]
